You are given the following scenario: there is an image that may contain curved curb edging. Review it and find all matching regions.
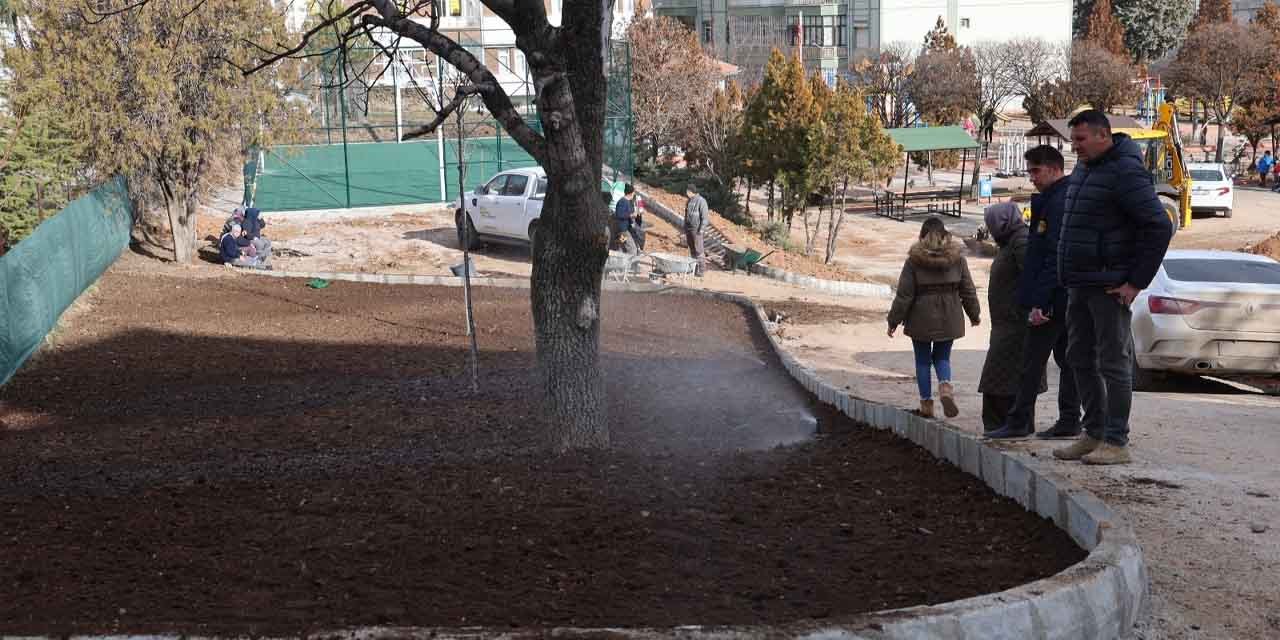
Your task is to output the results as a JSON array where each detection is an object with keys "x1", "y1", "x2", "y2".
[
  {"x1": 696, "y1": 287, "x2": 1149, "y2": 640},
  {"x1": 639, "y1": 191, "x2": 895, "y2": 300},
  {"x1": 148, "y1": 271, "x2": 1145, "y2": 639}
]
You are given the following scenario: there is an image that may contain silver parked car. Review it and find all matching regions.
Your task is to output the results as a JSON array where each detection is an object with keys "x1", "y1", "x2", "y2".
[{"x1": 1132, "y1": 250, "x2": 1280, "y2": 389}]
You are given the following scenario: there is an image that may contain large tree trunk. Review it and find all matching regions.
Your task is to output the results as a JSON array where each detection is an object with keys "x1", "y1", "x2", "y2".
[
  {"x1": 1189, "y1": 98, "x2": 1198, "y2": 145},
  {"x1": 767, "y1": 179, "x2": 775, "y2": 221},
  {"x1": 529, "y1": 4, "x2": 611, "y2": 451},
  {"x1": 159, "y1": 179, "x2": 196, "y2": 263},
  {"x1": 1214, "y1": 114, "x2": 1226, "y2": 163},
  {"x1": 744, "y1": 176, "x2": 753, "y2": 216}
]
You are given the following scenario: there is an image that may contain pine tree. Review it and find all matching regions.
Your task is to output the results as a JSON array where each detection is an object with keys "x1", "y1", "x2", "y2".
[
  {"x1": 742, "y1": 49, "x2": 790, "y2": 219},
  {"x1": 1191, "y1": 0, "x2": 1234, "y2": 30},
  {"x1": 922, "y1": 16, "x2": 958, "y2": 53},
  {"x1": 1113, "y1": 0, "x2": 1195, "y2": 63},
  {"x1": 1083, "y1": 0, "x2": 1130, "y2": 59},
  {"x1": 1252, "y1": 0, "x2": 1280, "y2": 38}
]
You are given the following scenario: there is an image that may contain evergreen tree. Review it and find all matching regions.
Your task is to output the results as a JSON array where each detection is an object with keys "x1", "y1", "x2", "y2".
[
  {"x1": 922, "y1": 16, "x2": 958, "y2": 52},
  {"x1": 1190, "y1": 0, "x2": 1234, "y2": 30},
  {"x1": 741, "y1": 49, "x2": 790, "y2": 219},
  {"x1": 1083, "y1": 0, "x2": 1130, "y2": 59},
  {"x1": 1113, "y1": 0, "x2": 1195, "y2": 63}
]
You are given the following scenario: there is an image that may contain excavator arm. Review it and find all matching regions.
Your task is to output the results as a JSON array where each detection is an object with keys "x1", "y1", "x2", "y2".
[{"x1": 1152, "y1": 101, "x2": 1192, "y2": 230}]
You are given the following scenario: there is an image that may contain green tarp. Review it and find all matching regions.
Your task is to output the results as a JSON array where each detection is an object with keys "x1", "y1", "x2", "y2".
[
  {"x1": 885, "y1": 126, "x2": 980, "y2": 153},
  {"x1": 0, "y1": 177, "x2": 133, "y2": 385}
]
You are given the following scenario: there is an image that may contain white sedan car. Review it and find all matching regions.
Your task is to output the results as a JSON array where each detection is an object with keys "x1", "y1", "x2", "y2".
[
  {"x1": 1187, "y1": 162, "x2": 1234, "y2": 218},
  {"x1": 1132, "y1": 250, "x2": 1280, "y2": 389}
]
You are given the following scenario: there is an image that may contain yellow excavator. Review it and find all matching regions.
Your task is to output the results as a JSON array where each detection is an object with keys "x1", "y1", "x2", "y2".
[
  {"x1": 1112, "y1": 100, "x2": 1192, "y2": 233},
  {"x1": 1023, "y1": 101, "x2": 1191, "y2": 232}
]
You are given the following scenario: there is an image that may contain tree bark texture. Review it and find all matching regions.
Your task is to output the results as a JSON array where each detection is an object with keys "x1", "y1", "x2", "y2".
[
  {"x1": 528, "y1": 4, "x2": 611, "y2": 451},
  {"x1": 360, "y1": 0, "x2": 610, "y2": 450},
  {"x1": 159, "y1": 180, "x2": 196, "y2": 264}
]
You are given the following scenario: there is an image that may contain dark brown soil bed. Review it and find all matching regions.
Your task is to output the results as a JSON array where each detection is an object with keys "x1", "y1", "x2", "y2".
[
  {"x1": 761, "y1": 300, "x2": 882, "y2": 326},
  {"x1": 0, "y1": 270, "x2": 1084, "y2": 635}
]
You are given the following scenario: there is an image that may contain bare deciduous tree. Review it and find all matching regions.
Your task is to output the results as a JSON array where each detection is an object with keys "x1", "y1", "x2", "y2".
[
  {"x1": 1069, "y1": 41, "x2": 1139, "y2": 114},
  {"x1": 968, "y1": 41, "x2": 1020, "y2": 193},
  {"x1": 849, "y1": 42, "x2": 918, "y2": 129},
  {"x1": 1170, "y1": 22, "x2": 1277, "y2": 161},
  {"x1": 241, "y1": 0, "x2": 622, "y2": 451},
  {"x1": 627, "y1": 13, "x2": 717, "y2": 164}
]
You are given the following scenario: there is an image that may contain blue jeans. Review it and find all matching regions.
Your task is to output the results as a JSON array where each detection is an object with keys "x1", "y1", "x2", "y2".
[{"x1": 912, "y1": 339, "x2": 954, "y2": 400}]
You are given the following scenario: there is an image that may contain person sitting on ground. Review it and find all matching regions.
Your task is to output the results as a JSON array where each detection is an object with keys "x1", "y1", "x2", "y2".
[
  {"x1": 977, "y1": 201, "x2": 1045, "y2": 434},
  {"x1": 240, "y1": 207, "x2": 272, "y2": 260},
  {"x1": 222, "y1": 206, "x2": 247, "y2": 240},
  {"x1": 220, "y1": 224, "x2": 268, "y2": 269},
  {"x1": 886, "y1": 216, "x2": 982, "y2": 419}
]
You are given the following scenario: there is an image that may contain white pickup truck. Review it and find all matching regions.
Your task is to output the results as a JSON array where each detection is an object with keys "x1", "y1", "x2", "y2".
[
  {"x1": 453, "y1": 166, "x2": 548, "y2": 250},
  {"x1": 454, "y1": 167, "x2": 635, "y2": 251}
]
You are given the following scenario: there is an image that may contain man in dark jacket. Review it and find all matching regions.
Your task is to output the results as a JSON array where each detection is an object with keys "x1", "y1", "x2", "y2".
[
  {"x1": 985, "y1": 145, "x2": 1081, "y2": 440},
  {"x1": 1052, "y1": 110, "x2": 1174, "y2": 465}
]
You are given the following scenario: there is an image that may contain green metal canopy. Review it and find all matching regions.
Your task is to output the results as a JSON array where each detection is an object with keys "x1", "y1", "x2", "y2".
[{"x1": 885, "y1": 126, "x2": 980, "y2": 152}]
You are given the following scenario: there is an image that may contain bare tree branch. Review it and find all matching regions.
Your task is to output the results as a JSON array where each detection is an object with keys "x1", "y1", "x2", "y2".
[{"x1": 401, "y1": 82, "x2": 495, "y2": 140}]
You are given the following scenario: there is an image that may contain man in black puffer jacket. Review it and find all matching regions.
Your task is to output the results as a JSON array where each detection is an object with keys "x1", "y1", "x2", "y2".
[
  {"x1": 1052, "y1": 110, "x2": 1173, "y2": 466},
  {"x1": 985, "y1": 145, "x2": 1081, "y2": 441}
]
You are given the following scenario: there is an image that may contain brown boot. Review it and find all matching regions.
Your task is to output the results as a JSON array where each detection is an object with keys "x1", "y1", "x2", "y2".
[
  {"x1": 938, "y1": 382, "x2": 959, "y2": 418},
  {"x1": 919, "y1": 399, "x2": 935, "y2": 419},
  {"x1": 1082, "y1": 443, "x2": 1132, "y2": 465},
  {"x1": 1053, "y1": 436, "x2": 1102, "y2": 461}
]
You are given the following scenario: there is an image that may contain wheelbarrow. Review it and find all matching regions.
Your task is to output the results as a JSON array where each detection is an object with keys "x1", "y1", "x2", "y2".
[
  {"x1": 604, "y1": 250, "x2": 652, "y2": 282},
  {"x1": 732, "y1": 248, "x2": 775, "y2": 273}
]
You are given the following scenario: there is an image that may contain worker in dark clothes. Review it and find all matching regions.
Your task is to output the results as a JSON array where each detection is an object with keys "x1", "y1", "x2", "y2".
[
  {"x1": 612, "y1": 184, "x2": 639, "y2": 253},
  {"x1": 986, "y1": 145, "x2": 1081, "y2": 440}
]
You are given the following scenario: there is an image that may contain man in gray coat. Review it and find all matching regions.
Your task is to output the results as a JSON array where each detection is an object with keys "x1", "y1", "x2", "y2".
[{"x1": 684, "y1": 182, "x2": 709, "y2": 277}]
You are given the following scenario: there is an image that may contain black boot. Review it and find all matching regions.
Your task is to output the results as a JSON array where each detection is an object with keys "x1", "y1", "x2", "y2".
[{"x1": 1035, "y1": 420, "x2": 1082, "y2": 440}]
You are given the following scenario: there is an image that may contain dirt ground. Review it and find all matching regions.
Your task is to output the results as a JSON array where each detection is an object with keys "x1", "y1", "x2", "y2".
[{"x1": 0, "y1": 267, "x2": 1082, "y2": 635}]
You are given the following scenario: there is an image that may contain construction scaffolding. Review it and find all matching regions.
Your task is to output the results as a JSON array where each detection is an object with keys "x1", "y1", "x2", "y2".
[{"x1": 250, "y1": 29, "x2": 633, "y2": 212}]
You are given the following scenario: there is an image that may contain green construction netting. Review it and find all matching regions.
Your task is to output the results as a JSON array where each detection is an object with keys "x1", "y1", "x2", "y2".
[{"x1": 0, "y1": 176, "x2": 133, "y2": 386}]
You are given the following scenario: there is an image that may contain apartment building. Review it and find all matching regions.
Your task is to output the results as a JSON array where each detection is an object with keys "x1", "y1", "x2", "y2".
[
  {"x1": 651, "y1": 0, "x2": 1071, "y2": 84},
  {"x1": 276, "y1": 0, "x2": 643, "y2": 106}
]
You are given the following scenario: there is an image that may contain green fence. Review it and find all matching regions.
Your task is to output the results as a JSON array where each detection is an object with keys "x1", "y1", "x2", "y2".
[
  {"x1": 253, "y1": 136, "x2": 538, "y2": 211},
  {"x1": 249, "y1": 38, "x2": 632, "y2": 212},
  {"x1": 0, "y1": 177, "x2": 133, "y2": 386}
]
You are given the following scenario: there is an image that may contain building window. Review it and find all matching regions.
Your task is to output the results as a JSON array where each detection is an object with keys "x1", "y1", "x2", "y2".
[
  {"x1": 960, "y1": 18, "x2": 971, "y2": 28},
  {"x1": 802, "y1": 15, "x2": 840, "y2": 47},
  {"x1": 447, "y1": 0, "x2": 478, "y2": 18},
  {"x1": 497, "y1": 48, "x2": 510, "y2": 74},
  {"x1": 855, "y1": 26, "x2": 870, "y2": 49},
  {"x1": 702, "y1": 20, "x2": 712, "y2": 43},
  {"x1": 837, "y1": 14, "x2": 848, "y2": 46}
]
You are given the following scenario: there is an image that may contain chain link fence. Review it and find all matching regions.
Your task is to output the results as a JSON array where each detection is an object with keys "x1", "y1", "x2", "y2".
[{"x1": 249, "y1": 35, "x2": 633, "y2": 212}]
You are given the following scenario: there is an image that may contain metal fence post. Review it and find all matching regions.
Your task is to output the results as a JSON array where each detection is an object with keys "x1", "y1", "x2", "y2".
[{"x1": 339, "y1": 47, "x2": 352, "y2": 208}]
